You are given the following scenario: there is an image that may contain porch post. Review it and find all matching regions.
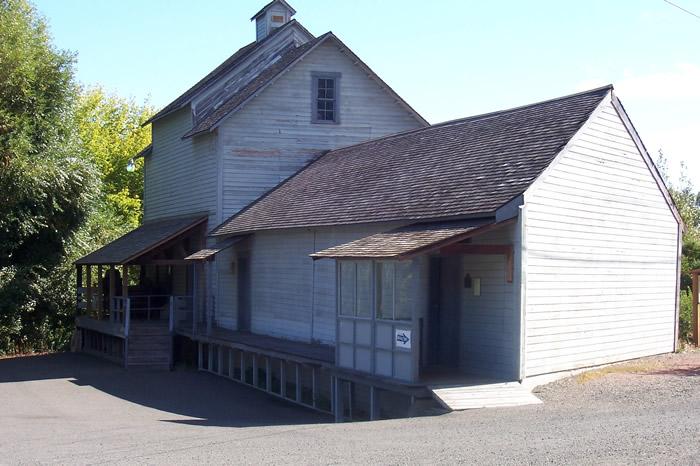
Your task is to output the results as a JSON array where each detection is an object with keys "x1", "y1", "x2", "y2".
[
  {"x1": 192, "y1": 263, "x2": 197, "y2": 336},
  {"x1": 108, "y1": 266, "x2": 116, "y2": 322},
  {"x1": 76, "y1": 265, "x2": 83, "y2": 314},
  {"x1": 85, "y1": 265, "x2": 93, "y2": 317},
  {"x1": 122, "y1": 264, "x2": 129, "y2": 326},
  {"x1": 122, "y1": 265, "x2": 129, "y2": 300},
  {"x1": 96, "y1": 265, "x2": 103, "y2": 318}
]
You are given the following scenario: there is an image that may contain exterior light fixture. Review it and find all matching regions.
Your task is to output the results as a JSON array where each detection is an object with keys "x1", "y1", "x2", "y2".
[{"x1": 126, "y1": 158, "x2": 136, "y2": 172}]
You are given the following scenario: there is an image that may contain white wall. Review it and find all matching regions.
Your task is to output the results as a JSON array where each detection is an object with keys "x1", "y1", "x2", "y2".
[
  {"x1": 215, "y1": 222, "x2": 405, "y2": 344},
  {"x1": 217, "y1": 39, "x2": 424, "y2": 220},
  {"x1": 143, "y1": 108, "x2": 217, "y2": 224},
  {"x1": 522, "y1": 94, "x2": 679, "y2": 376},
  {"x1": 457, "y1": 223, "x2": 520, "y2": 379}
]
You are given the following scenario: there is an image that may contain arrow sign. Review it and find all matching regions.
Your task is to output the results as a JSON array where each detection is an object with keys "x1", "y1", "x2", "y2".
[{"x1": 395, "y1": 329, "x2": 412, "y2": 349}]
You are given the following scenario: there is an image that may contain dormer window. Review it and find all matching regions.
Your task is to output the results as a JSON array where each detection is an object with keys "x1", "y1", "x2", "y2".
[{"x1": 312, "y1": 72, "x2": 340, "y2": 124}]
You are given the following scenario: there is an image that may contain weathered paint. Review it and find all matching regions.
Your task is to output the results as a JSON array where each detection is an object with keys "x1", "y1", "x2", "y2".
[
  {"x1": 522, "y1": 93, "x2": 679, "y2": 376},
  {"x1": 143, "y1": 108, "x2": 217, "y2": 224}
]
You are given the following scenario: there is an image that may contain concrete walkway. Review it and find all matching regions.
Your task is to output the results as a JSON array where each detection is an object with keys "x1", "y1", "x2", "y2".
[{"x1": 1, "y1": 351, "x2": 698, "y2": 465}]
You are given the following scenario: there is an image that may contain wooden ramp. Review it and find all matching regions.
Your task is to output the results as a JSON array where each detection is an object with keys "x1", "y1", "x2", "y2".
[{"x1": 430, "y1": 381, "x2": 542, "y2": 411}]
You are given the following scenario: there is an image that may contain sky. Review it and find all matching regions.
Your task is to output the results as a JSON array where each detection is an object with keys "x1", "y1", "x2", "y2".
[{"x1": 33, "y1": 0, "x2": 700, "y2": 183}]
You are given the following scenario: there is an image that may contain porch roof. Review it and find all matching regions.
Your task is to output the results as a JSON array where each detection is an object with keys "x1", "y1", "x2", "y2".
[
  {"x1": 75, "y1": 215, "x2": 207, "y2": 265},
  {"x1": 184, "y1": 235, "x2": 249, "y2": 261},
  {"x1": 310, "y1": 217, "x2": 508, "y2": 260}
]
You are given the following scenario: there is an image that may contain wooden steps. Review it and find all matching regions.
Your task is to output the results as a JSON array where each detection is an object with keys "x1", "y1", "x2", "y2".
[
  {"x1": 127, "y1": 322, "x2": 172, "y2": 369},
  {"x1": 430, "y1": 381, "x2": 542, "y2": 411}
]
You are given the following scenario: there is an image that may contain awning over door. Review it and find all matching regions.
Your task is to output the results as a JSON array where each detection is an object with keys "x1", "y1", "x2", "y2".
[
  {"x1": 75, "y1": 215, "x2": 208, "y2": 265},
  {"x1": 310, "y1": 218, "x2": 511, "y2": 260},
  {"x1": 184, "y1": 236, "x2": 249, "y2": 261}
]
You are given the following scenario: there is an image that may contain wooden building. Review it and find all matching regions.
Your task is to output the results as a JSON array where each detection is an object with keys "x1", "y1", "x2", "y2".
[{"x1": 75, "y1": 1, "x2": 683, "y2": 420}]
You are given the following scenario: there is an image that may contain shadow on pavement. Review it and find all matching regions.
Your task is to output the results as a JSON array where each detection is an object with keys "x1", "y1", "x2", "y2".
[{"x1": 0, "y1": 352, "x2": 332, "y2": 428}]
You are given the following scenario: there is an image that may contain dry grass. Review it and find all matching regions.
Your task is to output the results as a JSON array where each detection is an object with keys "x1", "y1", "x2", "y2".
[{"x1": 576, "y1": 360, "x2": 663, "y2": 383}]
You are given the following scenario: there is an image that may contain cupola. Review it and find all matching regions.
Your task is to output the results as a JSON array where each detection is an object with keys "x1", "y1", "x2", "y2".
[{"x1": 251, "y1": 0, "x2": 296, "y2": 41}]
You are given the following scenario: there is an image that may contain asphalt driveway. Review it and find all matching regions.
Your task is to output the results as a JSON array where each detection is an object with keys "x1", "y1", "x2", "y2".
[{"x1": 1, "y1": 351, "x2": 698, "y2": 465}]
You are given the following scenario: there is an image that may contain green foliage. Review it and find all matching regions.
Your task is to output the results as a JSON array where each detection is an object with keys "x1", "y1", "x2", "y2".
[
  {"x1": 74, "y1": 88, "x2": 152, "y2": 228},
  {"x1": 656, "y1": 151, "x2": 700, "y2": 342},
  {"x1": 0, "y1": 0, "x2": 96, "y2": 354},
  {"x1": 678, "y1": 289, "x2": 693, "y2": 343}
]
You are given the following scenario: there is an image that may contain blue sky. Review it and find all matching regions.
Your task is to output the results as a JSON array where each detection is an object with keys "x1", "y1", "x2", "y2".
[{"x1": 34, "y1": 0, "x2": 699, "y2": 182}]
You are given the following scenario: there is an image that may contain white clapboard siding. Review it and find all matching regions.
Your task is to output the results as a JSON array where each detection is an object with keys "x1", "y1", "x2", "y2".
[
  {"x1": 522, "y1": 94, "x2": 679, "y2": 376},
  {"x1": 220, "y1": 223, "x2": 405, "y2": 344},
  {"x1": 217, "y1": 39, "x2": 424, "y2": 220},
  {"x1": 457, "y1": 223, "x2": 520, "y2": 379},
  {"x1": 144, "y1": 108, "x2": 217, "y2": 223}
]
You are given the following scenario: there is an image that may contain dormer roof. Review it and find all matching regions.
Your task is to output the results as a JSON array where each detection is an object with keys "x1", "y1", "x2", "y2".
[{"x1": 251, "y1": 0, "x2": 296, "y2": 21}]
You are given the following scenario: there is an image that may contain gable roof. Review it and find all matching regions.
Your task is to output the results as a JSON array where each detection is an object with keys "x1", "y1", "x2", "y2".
[
  {"x1": 183, "y1": 32, "x2": 428, "y2": 138},
  {"x1": 144, "y1": 20, "x2": 311, "y2": 126},
  {"x1": 251, "y1": 0, "x2": 296, "y2": 20},
  {"x1": 211, "y1": 85, "x2": 612, "y2": 236},
  {"x1": 76, "y1": 215, "x2": 207, "y2": 265}
]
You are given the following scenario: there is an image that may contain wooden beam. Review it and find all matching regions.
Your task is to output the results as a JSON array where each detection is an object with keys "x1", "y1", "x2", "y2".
[{"x1": 132, "y1": 259, "x2": 193, "y2": 266}]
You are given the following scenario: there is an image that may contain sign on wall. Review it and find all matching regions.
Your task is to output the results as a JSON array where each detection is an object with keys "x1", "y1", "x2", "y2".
[{"x1": 395, "y1": 328, "x2": 412, "y2": 349}]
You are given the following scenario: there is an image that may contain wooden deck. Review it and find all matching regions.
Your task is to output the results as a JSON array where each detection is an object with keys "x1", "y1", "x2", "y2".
[
  {"x1": 177, "y1": 327, "x2": 335, "y2": 365},
  {"x1": 76, "y1": 315, "x2": 125, "y2": 338},
  {"x1": 430, "y1": 381, "x2": 542, "y2": 410}
]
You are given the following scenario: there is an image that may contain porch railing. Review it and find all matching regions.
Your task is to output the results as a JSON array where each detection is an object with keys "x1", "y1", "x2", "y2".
[{"x1": 76, "y1": 289, "x2": 193, "y2": 337}]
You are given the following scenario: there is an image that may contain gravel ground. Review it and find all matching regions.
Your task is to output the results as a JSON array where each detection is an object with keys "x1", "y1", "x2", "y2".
[{"x1": 0, "y1": 351, "x2": 698, "y2": 465}]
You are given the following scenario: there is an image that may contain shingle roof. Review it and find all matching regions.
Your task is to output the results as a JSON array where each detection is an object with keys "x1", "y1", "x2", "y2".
[
  {"x1": 183, "y1": 33, "x2": 427, "y2": 138},
  {"x1": 310, "y1": 219, "x2": 498, "y2": 259},
  {"x1": 183, "y1": 34, "x2": 328, "y2": 138},
  {"x1": 211, "y1": 85, "x2": 612, "y2": 236},
  {"x1": 144, "y1": 20, "x2": 306, "y2": 126},
  {"x1": 76, "y1": 215, "x2": 207, "y2": 265}
]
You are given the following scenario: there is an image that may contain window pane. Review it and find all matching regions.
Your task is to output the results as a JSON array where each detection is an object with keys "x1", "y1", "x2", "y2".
[
  {"x1": 327, "y1": 101, "x2": 334, "y2": 111},
  {"x1": 327, "y1": 111, "x2": 335, "y2": 121},
  {"x1": 318, "y1": 88, "x2": 326, "y2": 99},
  {"x1": 325, "y1": 86, "x2": 334, "y2": 99},
  {"x1": 356, "y1": 261, "x2": 371, "y2": 317},
  {"x1": 376, "y1": 262, "x2": 394, "y2": 320},
  {"x1": 317, "y1": 110, "x2": 326, "y2": 121},
  {"x1": 395, "y1": 261, "x2": 414, "y2": 321},
  {"x1": 340, "y1": 262, "x2": 355, "y2": 316},
  {"x1": 326, "y1": 79, "x2": 334, "y2": 89}
]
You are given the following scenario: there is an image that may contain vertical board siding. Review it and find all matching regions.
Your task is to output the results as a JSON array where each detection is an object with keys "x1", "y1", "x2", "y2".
[
  {"x1": 215, "y1": 247, "x2": 238, "y2": 329},
  {"x1": 458, "y1": 223, "x2": 519, "y2": 379},
  {"x1": 523, "y1": 98, "x2": 678, "y2": 376},
  {"x1": 218, "y1": 40, "x2": 423, "y2": 220},
  {"x1": 144, "y1": 108, "x2": 217, "y2": 223}
]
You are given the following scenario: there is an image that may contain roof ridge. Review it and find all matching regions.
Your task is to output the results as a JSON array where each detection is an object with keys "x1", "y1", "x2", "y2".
[
  {"x1": 145, "y1": 19, "x2": 311, "y2": 126},
  {"x1": 323, "y1": 84, "x2": 614, "y2": 155}
]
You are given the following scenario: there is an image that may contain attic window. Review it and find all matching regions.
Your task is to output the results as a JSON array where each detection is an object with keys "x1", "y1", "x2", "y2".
[
  {"x1": 312, "y1": 72, "x2": 341, "y2": 124},
  {"x1": 271, "y1": 15, "x2": 284, "y2": 22}
]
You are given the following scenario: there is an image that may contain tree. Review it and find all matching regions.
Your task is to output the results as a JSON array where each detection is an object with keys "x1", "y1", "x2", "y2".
[
  {"x1": 74, "y1": 88, "x2": 152, "y2": 229},
  {"x1": 0, "y1": 0, "x2": 96, "y2": 354},
  {"x1": 656, "y1": 151, "x2": 700, "y2": 342}
]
